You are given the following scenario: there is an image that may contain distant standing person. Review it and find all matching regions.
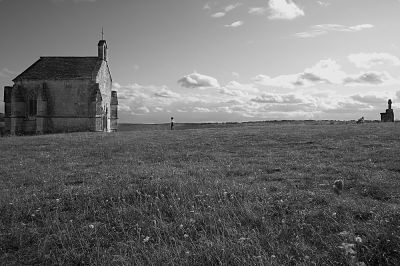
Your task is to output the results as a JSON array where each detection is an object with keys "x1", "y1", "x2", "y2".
[{"x1": 170, "y1": 117, "x2": 175, "y2": 130}]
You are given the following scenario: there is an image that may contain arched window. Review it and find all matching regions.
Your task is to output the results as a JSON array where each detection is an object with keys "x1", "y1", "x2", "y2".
[
  {"x1": 29, "y1": 99, "x2": 37, "y2": 116},
  {"x1": 27, "y1": 92, "x2": 37, "y2": 117}
]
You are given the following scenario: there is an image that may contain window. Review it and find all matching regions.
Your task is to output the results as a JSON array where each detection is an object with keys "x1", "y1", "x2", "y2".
[{"x1": 28, "y1": 99, "x2": 37, "y2": 116}]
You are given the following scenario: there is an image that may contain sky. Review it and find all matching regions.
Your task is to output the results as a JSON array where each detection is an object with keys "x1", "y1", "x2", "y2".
[{"x1": 1, "y1": 0, "x2": 400, "y2": 123}]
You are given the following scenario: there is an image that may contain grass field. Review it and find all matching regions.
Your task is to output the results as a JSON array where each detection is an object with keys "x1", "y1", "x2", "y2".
[{"x1": 1, "y1": 122, "x2": 399, "y2": 265}]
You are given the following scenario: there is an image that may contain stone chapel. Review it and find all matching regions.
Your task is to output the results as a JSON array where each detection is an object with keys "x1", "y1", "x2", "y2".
[{"x1": 3, "y1": 39, "x2": 118, "y2": 135}]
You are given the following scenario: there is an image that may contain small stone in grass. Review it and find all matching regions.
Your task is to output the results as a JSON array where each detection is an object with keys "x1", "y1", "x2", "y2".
[{"x1": 333, "y1": 179, "x2": 344, "y2": 195}]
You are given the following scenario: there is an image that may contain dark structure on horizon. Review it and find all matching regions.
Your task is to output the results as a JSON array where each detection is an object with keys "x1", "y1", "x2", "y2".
[
  {"x1": 380, "y1": 99, "x2": 394, "y2": 122},
  {"x1": 3, "y1": 38, "x2": 118, "y2": 135}
]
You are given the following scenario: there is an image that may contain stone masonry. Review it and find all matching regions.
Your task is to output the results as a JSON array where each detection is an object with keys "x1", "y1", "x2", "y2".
[
  {"x1": 380, "y1": 99, "x2": 394, "y2": 122},
  {"x1": 3, "y1": 39, "x2": 118, "y2": 135}
]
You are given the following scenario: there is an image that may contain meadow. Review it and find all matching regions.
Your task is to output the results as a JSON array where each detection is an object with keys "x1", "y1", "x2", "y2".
[{"x1": 0, "y1": 122, "x2": 399, "y2": 265}]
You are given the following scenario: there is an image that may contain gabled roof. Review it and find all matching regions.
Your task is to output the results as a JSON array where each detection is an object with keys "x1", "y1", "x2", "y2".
[{"x1": 13, "y1": 57, "x2": 103, "y2": 81}]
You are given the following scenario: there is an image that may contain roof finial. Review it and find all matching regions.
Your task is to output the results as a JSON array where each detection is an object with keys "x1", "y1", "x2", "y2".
[{"x1": 101, "y1": 27, "x2": 104, "y2": 40}]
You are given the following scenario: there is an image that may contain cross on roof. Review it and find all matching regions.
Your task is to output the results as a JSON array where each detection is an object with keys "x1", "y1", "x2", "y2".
[{"x1": 101, "y1": 27, "x2": 104, "y2": 40}]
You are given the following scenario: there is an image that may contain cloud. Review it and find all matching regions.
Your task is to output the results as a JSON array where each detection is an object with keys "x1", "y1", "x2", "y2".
[
  {"x1": 224, "y1": 3, "x2": 242, "y2": 12},
  {"x1": 153, "y1": 88, "x2": 181, "y2": 98},
  {"x1": 303, "y1": 59, "x2": 346, "y2": 84},
  {"x1": 348, "y1": 53, "x2": 400, "y2": 69},
  {"x1": 211, "y1": 12, "x2": 226, "y2": 18},
  {"x1": 249, "y1": 7, "x2": 267, "y2": 15},
  {"x1": 193, "y1": 107, "x2": 212, "y2": 113},
  {"x1": 253, "y1": 59, "x2": 344, "y2": 88},
  {"x1": 218, "y1": 81, "x2": 259, "y2": 97},
  {"x1": 252, "y1": 74, "x2": 299, "y2": 88},
  {"x1": 0, "y1": 68, "x2": 16, "y2": 78},
  {"x1": 203, "y1": 2, "x2": 211, "y2": 10},
  {"x1": 243, "y1": 89, "x2": 397, "y2": 120},
  {"x1": 295, "y1": 24, "x2": 374, "y2": 38},
  {"x1": 113, "y1": 78, "x2": 399, "y2": 122},
  {"x1": 113, "y1": 83, "x2": 179, "y2": 102},
  {"x1": 210, "y1": 3, "x2": 242, "y2": 18},
  {"x1": 294, "y1": 31, "x2": 325, "y2": 38},
  {"x1": 268, "y1": 0, "x2": 305, "y2": 20},
  {"x1": 351, "y1": 94, "x2": 388, "y2": 105},
  {"x1": 251, "y1": 93, "x2": 305, "y2": 104},
  {"x1": 253, "y1": 58, "x2": 399, "y2": 88},
  {"x1": 178, "y1": 72, "x2": 220, "y2": 89},
  {"x1": 112, "y1": 82, "x2": 187, "y2": 118},
  {"x1": 232, "y1": 72, "x2": 240, "y2": 79},
  {"x1": 348, "y1": 24, "x2": 374, "y2": 31},
  {"x1": 316, "y1": 1, "x2": 330, "y2": 7},
  {"x1": 224, "y1": 21, "x2": 244, "y2": 28},
  {"x1": 343, "y1": 71, "x2": 395, "y2": 85}
]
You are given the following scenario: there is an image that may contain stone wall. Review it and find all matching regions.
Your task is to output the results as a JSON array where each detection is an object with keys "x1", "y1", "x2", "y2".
[
  {"x1": 10, "y1": 79, "x2": 99, "y2": 134},
  {"x1": 96, "y1": 61, "x2": 113, "y2": 131},
  {"x1": 110, "y1": 90, "x2": 118, "y2": 132},
  {"x1": 4, "y1": 59, "x2": 116, "y2": 135},
  {"x1": 3, "y1": 86, "x2": 12, "y2": 134}
]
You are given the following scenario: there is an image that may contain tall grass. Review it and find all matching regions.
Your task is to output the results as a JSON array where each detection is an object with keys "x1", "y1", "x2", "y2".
[{"x1": 1, "y1": 123, "x2": 399, "y2": 265}]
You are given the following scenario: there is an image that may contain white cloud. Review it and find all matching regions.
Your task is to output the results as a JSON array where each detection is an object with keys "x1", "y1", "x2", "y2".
[
  {"x1": 314, "y1": 24, "x2": 374, "y2": 32},
  {"x1": 252, "y1": 59, "x2": 344, "y2": 88},
  {"x1": 252, "y1": 58, "x2": 399, "y2": 88},
  {"x1": 136, "y1": 106, "x2": 150, "y2": 114},
  {"x1": 211, "y1": 12, "x2": 225, "y2": 18},
  {"x1": 232, "y1": 72, "x2": 240, "y2": 79},
  {"x1": 252, "y1": 73, "x2": 299, "y2": 88},
  {"x1": 303, "y1": 59, "x2": 346, "y2": 84},
  {"x1": 203, "y1": 2, "x2": 211, "y2": 10},
  {"x1": 348, "y1": 24, "x2": 374, "y2": 31},
  {"x1": 153, "y1": 88, "x2": 181, "y2": 98},
  {"x1": 218, "y1": 81, "x2": 259, "y2": 97},
  {"x1": 112, "y1": 82, "x2": 122, "y2": 89},
  {"x1": 351, "y1": 94, "x2": 388, "y2": 105},
  {"x1": 316, "y1": 1, "x2": 330, "y2": 7},
  {"x1": 210, "y1": 3, "x2": 241, "y2": 18},
  {"x1": 295, "y1": 24, "x2": 374, "y2": 38},
  {"x1": 193, "y1": 107, "x2": 212, "y2": 113},
  {"x1": 294, "y1": 31, "x2": 325, "y2": 38},
  {"x1": 249, "y1": 7, "x2": 267, "y2": 15},
  {"x1": 343, "y1": 71, "x2": 397, "y2": 86},
  {"x1": 348, "y1": 53, "x2": 400, "y2": 69},
  {"x1": 0, "y1": 68, "x2": 16, "y2": 78},
  {"x1": 224, "y1": 3, "x2": 242, "y2": 12},
  {"x1": 178, "y1": 72, "x2": 220, "y2": 89},
  {"x1": 218, "y1": 87, "x2": 246, "y2": 97},
  {"x1": 241, "y1": 89, "x2": 398, "y2": 120},
  {"x1": 251, "y1": 93, "x2": 307, "y2": 104},
  {"x1": 268, "y1": 0, "x2": 305, "y2": 20},
  {"x1": 112, "y1": 83, "x2": 184, "y2": 117},
  {"x1": 224, "y1": 21, "x2": 244, "y2": 28},
  {"x1": 114, "y1": 78, "x2": 399, "y2": 122}
]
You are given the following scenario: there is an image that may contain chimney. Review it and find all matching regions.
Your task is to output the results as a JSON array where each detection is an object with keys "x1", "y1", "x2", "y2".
[{"x1": 98, "y1": 40, "x2": 107, "y2": 61}]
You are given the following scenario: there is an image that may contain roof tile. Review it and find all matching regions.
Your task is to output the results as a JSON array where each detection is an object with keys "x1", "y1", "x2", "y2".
[{"x1": 13, "y1": 57, "x2": 101, "y2": 81}]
